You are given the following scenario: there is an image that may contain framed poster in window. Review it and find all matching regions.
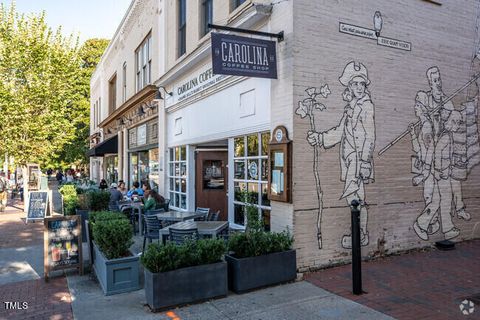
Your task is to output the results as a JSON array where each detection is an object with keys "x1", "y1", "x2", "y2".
[{"x1": 268, "y1": 126, "x2": 291, "y2": 202}]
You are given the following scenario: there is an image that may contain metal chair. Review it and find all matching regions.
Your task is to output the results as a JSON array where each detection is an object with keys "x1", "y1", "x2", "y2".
[
  {"x1": 142, "y1": 215, "x2": 162, "y2": 252},
  {"x1": 194, "y1": 207, "x2": 210, "y2": 221},
  {"x1": 162, "y1": 199, "x2": 170, "y2": 212},
  {"x1": 169, "y1": 228, "x2": 199, "y2": 245},
  {"x1": 142, "y1": 208, "x2": 165, "y2": 233},
  {"x1": 208, "y1": 210, "x2": 220, "y2": 221},
  {"x1": 120, "y1": 206, "x2": 136, "y2": 234}
]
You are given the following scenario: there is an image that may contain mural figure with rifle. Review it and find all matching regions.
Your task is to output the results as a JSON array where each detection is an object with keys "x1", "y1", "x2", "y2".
[{"x1": 379, "y1": 65, "x2": 480, "y2": 241}]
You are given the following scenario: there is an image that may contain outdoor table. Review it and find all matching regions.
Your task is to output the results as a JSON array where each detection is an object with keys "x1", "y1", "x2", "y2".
[
  {"x1": 154, "y1": 211, "x2": 207, "y2": 222},
  {"x1": 159, "y1": 221, "x2": 229, "y2": 243}
]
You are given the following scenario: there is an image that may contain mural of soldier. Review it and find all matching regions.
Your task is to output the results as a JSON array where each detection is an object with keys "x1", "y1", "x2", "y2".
[
  {"x1": 411, "y1": 67, "x2": 479, "y2": 241},
  {"x1": 307, "y1": 61, "x2": 375, "y2": 249}
]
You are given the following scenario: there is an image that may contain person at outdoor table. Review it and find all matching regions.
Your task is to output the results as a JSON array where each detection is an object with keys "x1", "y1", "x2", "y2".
[
  {"x1": 118, "y1": 180, "x2": 128, "y2": 195},
  {"x1": 127, "y1": 181, "x2": 144, "y2": 198},
  {"x1": 109, "y1": 183, "x2": 123, "y2": 204},
  {"x1": 99, "y1": 179, "x2": 108, "y2": 190},
  {"x1": 143, "y1": 189, "x2": 165, "y2": 211},
  {"x1": 142, "y1": 182, "x2": 151, "y2": 193}
]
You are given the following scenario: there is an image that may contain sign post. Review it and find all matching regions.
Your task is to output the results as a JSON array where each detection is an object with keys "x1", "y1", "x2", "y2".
[{"x1": 44, "y1": 215, "x2": 83, "y2": 281}]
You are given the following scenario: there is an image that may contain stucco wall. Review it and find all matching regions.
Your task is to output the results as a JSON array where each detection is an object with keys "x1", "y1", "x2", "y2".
[{"x1": 291, "y1": 0, "x2": 480, "y2": 271}]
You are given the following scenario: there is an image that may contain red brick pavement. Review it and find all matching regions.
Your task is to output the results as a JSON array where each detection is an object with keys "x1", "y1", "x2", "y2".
[
  {"x1": 0, "y1": 200, "x2": 74, "y2": 320},
  {"x1": 0, "y1": 277, "x2": 73, "y2": 320},
  {"x1": 306, "y1": 240, "x2": 480, "y2": 320}
]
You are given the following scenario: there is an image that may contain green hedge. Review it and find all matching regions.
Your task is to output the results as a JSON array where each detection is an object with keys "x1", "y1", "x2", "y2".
[
  {"x1": 141, "y1": 239, "x2": 226, "y2": 273},
  {"x1": 92, "y1": 218, "x2": 133, "y2": 260},
  {"x1": 59, "y1": 185, "x2": 78, "y2": 215},
  {"x1": 227, "y1": 230, "x2": 293, "y2": 259},
  {"x1": 89, "y1": 211, "x2": 126, "y2": 224}
]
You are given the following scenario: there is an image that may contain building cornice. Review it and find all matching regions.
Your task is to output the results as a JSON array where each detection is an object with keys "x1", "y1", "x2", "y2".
[{"x1": 99, "y1": 84, "x2": 158, "y2": 128}]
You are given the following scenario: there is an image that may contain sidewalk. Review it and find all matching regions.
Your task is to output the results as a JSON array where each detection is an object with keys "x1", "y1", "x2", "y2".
[
  {"x1": 0, "y1": 198, "x2": 74, "y2": 320},
  {"x1": 306, "y1": 240, "x2": 480, "y2": 320}
]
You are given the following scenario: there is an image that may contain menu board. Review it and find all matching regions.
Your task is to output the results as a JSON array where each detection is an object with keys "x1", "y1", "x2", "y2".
[
  {"x1": 27, "y1": 191, "x2": 49, "y2": 222},
  {"x1": 44, "y1": 215, "x2": 83, "y2": 279}
]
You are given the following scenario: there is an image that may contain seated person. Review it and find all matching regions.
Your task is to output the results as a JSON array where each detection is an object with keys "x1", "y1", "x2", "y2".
[
  {"x1": 143, "y1": 189, "x2": 166, "y2": 212},
  {"x1": 118, "y1": 180, "x2": 128, "y2": 195},
  {"x1": 109, "y1": 183, "x2": 123, "y2": 205},
  {"x1": 127, "y1": 181, "x2": 144, "y2": 198}
]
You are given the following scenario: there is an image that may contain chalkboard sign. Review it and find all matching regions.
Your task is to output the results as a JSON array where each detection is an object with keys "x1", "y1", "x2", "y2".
[
  {"x1": 44, "y1": 215, "x2": 83, "y2": 280},
  {"x1": 27, "y1": 191, "x2": 49, "y2": 222}
]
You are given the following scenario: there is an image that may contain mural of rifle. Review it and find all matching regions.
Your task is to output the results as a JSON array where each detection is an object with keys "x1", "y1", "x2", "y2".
[{"x1": 378, "y1": 72, "x2": 480, "y2": 156}]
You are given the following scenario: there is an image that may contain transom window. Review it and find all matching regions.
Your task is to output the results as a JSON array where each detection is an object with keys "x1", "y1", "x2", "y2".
[{"x1": 233, "y1": 132, "x2": 271, "y2": 230}]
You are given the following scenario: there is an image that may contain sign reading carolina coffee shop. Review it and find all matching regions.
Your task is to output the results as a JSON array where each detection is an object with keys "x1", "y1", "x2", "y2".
[{"x1": 211, "y1": 33, "x2": 277, "y2": 79}]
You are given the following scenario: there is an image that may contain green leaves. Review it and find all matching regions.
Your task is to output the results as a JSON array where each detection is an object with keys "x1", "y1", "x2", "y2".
[
  {"x1": 0, "y1": 4, "x2": 109, "y2": 167},
  {"x1": 141, "y1": 239, "x2": 227, "y2": 273},
  {"x1": 92, "y1": 218, "x2": 133, "y2": 260},
  {"x1": 227, "y1": 230, "x2": 294, "y2": 259}
]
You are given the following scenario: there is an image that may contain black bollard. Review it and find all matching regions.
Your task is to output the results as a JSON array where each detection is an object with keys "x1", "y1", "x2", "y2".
[{"x1": 351, "y1": 199, "x2": 362, "y2": 295}]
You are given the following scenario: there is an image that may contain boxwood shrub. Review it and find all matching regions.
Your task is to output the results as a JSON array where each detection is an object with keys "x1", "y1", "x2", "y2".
[
  {"x1": 141, "y1": 239, "x2": 226, "y2": 273},
  {"x1": 92, "y1": 218, "x2": 133, "y2": 260}
]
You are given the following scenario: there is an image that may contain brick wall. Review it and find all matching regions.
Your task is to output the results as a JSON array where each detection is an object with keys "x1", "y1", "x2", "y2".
[{"x1": 288, "y1": 0, "x2": 480, "y2": 271}]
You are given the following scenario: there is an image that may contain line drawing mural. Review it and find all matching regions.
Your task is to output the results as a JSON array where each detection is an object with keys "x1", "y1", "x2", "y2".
[
  {"x1": 296, "y1": 85, "x2": 331, "y2": 249},
  {"x1": 297, "y1": 61, "x2": 376, "y2": 249},
  {"x1": 339, "y1": 11, "x2": 411, "y2": 51},
  {"x1": 410, "y1": 67, "x2": 480, "y2": 241}
]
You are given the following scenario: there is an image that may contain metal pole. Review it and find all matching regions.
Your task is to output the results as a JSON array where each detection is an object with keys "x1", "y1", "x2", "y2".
[{"x1": 351, "y1": 199, "x2": 362, "y2": 295}]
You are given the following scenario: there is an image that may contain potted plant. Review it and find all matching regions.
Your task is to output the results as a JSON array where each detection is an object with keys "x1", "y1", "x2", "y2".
[
  {"x1": 87, "y1": 190, "x2": 111, "y2": 211},
  {"x1": 59, "y1": 184, "x2": 78, "y2": 215},
  {"x1": 141, "y1": 239, "x2": 227, "y2": 311},
  {"x1": 91, "y1": 214, "x2": 140, "y2": 295},
  {"x1": 225, "y1": 191, "x2": 296, "y2": 293}
]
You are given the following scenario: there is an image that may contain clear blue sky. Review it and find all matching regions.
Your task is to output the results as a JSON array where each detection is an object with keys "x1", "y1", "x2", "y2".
[{"x1": 1, "y1": 0, "x2": 132, "y2": 42}]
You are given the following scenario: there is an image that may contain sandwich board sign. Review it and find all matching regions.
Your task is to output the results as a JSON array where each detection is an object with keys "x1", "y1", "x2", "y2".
[{"x1": 27, "y1": 191, "x2": 49, "y2": 222}]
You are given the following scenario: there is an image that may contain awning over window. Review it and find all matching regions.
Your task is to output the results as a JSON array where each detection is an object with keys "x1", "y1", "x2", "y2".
[{"x1": 87, "y1": 135, "x2": 118, "y2": 157}]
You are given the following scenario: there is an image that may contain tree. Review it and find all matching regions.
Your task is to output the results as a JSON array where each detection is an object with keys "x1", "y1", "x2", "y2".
[
  {"x1": 0, "y1": 3, "x2": 109, "y2": 169},
  {"x1": 53, "y1": 39, "x2": 109, "y2": 168}
]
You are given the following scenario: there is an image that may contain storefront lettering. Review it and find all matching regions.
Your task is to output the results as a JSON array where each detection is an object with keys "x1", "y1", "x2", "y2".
[
  {"x1": 174, "y1": 67, "x2": 225, "y2": 103},
  {"x1": 221, "y1": 43, "x2": 269, "y2": 66}
]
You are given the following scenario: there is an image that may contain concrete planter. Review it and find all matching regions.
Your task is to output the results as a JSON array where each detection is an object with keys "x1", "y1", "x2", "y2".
[
  {"x1": 144, "y1": 261, "x2": 227, "y2": 312},
  {"x1": 225, "y1": 250, "x2": 296, "y2": 293},
  {"x1": 92, "y1": 242, "x2": 140, "y2": 295}
]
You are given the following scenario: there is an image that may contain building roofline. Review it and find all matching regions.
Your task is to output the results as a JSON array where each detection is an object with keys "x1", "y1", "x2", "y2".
[{"x1": 91, "y1": 0, "x2": 136, "y2": 81}]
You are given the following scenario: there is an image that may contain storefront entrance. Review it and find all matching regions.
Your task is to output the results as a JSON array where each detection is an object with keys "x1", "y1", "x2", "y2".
[{"x1": 195, "y1": 150, "x2": 228, "y2": 221}]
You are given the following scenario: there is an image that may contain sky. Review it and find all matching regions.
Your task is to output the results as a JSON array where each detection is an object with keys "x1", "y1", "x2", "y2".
[{"x1": 1, "y1": 0, "x2": 132, "y2": 43}]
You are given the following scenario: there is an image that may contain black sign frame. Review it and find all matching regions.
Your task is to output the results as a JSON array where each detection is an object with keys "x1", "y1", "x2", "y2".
[
  {"x1": 27, "y1": 191, "x2": 49, "y2": 222},
  {"x1": 211, "y1": 33, "x2": 278, "y2": 79},
  {"x1": 44, "y1": 215, "x2": 83, "y2": 280}
]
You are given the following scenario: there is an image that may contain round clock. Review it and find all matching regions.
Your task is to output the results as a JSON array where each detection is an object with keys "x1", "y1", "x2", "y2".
[{"x1": 275, "y1": 129, "x2": 283, "y2": 142}]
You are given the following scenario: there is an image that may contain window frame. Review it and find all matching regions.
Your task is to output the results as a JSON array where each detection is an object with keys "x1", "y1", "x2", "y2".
[
  {"x1": 122, "y1": 62, "x2": 127, "y2": 103},
  {"x1": 178, "y1": 0, "x2": 186, "y2": 57},
  {"x1": 108, "y1": 73, "x2": 117, "y2": 114},
  {"x1": 168, "y1": 146, "x2": 188, "y2": 211},
  {"x1": 232, "y1": 132, "x2": 271, "y2": 230},
  {"x1": 135, "y1": 33, "x2": 152, "y2": 93},
  {"x1": 231, "y1": 0, "x2": 246, "y2": 11},
  {"x1": 200, "y1": 0, "x2": 213, "y2": 38}
]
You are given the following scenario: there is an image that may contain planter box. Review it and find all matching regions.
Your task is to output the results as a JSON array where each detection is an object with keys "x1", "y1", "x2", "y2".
[
  {"x1": 145, "y1": 261, "x2": 227, "y2": 312},
  {"x1": 225, "y1": 250, "x2": 296, "y2": 293},
  {"x1": 92, "y1": 242, "x2": 140, "y2": 295}
]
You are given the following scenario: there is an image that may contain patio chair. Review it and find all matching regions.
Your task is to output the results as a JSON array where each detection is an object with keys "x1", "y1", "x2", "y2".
[
  {"x1": 120, "y1": 206, "x2": 137, "y2": 234},
  {"x1": 142, "y1": 214, "x2": 162, "y2": 252},
  {"x1": 169, "y1": 228, "x2": 199, "y2": 245},
  {"x1": 208, "y1": 210, "x2": 220, "y2": 221},
  {"x1": 162, "y1": 199, "x2": 170, "y2": 212},
  {"x1": 194, "y1": 207, "x2": 210, "y2": 221},
  {"x1": 143, "y1": 208, "x2": 165, "y2": 233}
]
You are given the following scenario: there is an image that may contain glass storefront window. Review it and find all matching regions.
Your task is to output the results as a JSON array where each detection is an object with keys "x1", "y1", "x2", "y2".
[
  {"x1": 128, "y1": 148, "x2": 159, "y2": 190},
  {"x1": 232, "y1": 131, "x2": 271, "y2": 229},
  {"x1": 129, "y1": 154, "x2": 138, "y2": 187},
  {"x1": 203, "y1": 160, "x2": 224, "y2": 190},
  {"x1": 104, "y1": 156, "x2": 118, "y2": 185},
  {"x1": 168, "y1": 146, "x2": 188, "y2": 210}
]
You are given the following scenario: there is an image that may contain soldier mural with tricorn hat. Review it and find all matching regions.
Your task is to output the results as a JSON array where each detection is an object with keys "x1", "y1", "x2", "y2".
[{"x1": 307, "y1": 61, "x2": 376, "y2": 249}]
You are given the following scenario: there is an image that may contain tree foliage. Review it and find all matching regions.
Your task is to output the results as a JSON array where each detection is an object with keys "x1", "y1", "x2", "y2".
[{"x1": 0, "y1": 3, "x2": 108, "y2": 168}]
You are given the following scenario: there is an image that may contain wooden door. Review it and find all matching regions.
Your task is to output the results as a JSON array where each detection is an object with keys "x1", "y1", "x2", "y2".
[{"x1": 195, "y1": 150, "x2": 228, "y2": 221}]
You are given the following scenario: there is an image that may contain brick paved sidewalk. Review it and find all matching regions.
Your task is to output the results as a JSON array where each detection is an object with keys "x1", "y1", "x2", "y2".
[
  {"x1": 306, "y1": 240, "x2": 480, "y2": 320},
  {"x1": 0, "y1": 201, "x2": 74, "y2": 320}
]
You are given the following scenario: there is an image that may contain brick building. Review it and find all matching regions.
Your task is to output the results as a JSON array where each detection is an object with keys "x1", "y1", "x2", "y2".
[{"x1": 91, "y1": 0, "x2": 480, "y2": 271}]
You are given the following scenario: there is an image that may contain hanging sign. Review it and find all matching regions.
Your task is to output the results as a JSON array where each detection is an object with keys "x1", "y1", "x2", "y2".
[{"x1": 211, "y1": 33, "x2": 278, "y2": 79}]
